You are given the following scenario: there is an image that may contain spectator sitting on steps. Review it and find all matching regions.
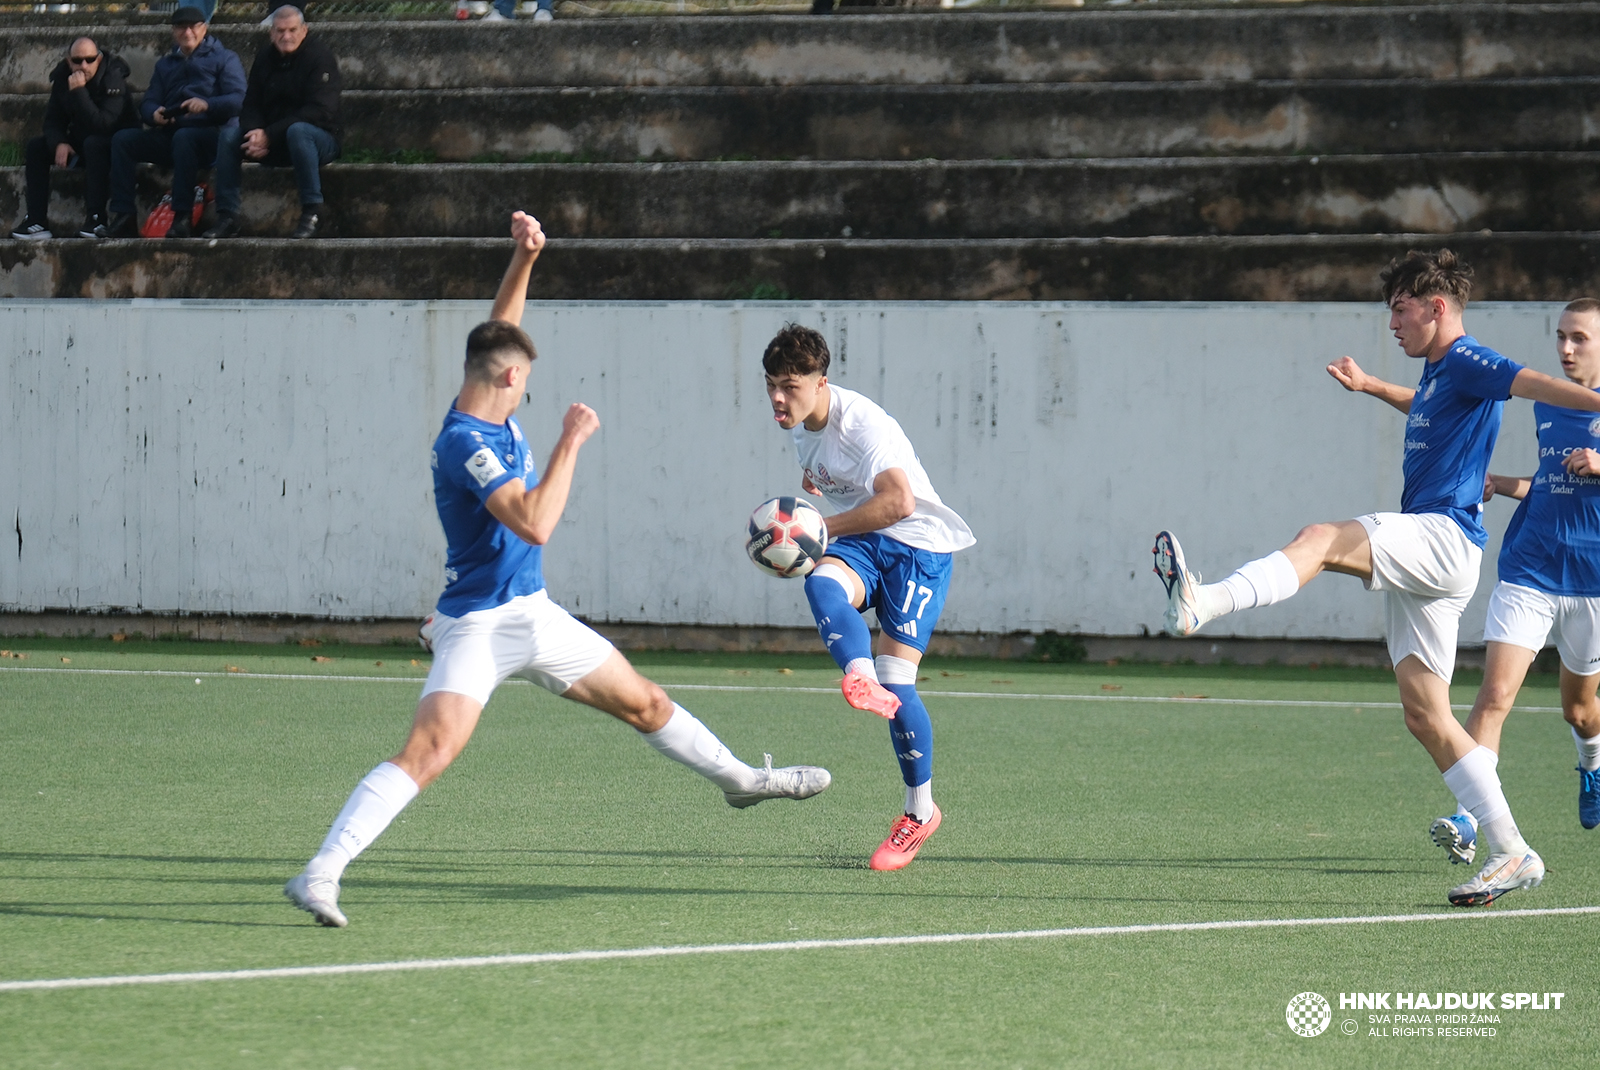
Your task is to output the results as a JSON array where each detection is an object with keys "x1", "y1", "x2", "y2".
[
  {"x1": 10, "y1": 37, "x2": 137, "y2": 240},
  {"x1": 105, "y1": 7, "x2": 246, "y2": 240},
  {"x1": 206, "y1": 5, "x2": 341, "y2": 240}
]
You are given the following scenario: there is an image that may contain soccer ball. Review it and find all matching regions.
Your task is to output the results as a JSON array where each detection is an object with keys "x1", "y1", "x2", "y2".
[{"x1": 746, "y1": 497, "x2": 828, "y2": 578}]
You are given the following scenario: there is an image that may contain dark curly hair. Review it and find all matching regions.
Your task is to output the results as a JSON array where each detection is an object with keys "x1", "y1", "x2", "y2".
[
  {"x1": 1379, "y1": 248, "x2": 1474, "y2": 309},
  {"x1": 762, "y1": 323, "x2": 830, "y2": 378}
]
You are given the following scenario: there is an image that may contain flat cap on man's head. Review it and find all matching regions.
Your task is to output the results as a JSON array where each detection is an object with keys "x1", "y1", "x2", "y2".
[{"x1": 170, "y1": 5, "x2": 207, "y2": 24}]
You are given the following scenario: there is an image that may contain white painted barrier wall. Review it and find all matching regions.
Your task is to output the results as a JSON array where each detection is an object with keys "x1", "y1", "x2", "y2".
[{"x1": 0, "y1": 300, "x2": 1568, "y2": 640}]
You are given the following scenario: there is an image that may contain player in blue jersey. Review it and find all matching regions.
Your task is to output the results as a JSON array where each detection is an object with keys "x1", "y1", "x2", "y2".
[
  {"x1": 762, "y1": 325, "x2": 976, "y2": 870},
  {"x1": 1151, "y1": 250, "x2": 1600, "y2": 907},
  {"x1": 1430, "y1": 298, "x2": 1600, "y2": 858},
  {"x1": 285, "y1": 213, "x2": 831, "y2": 927}
]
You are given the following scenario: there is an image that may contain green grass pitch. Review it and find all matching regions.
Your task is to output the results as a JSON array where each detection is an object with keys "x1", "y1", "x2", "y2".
[{"x1": 1, "y1": 637, "x2": 1595, "y2": 1068}]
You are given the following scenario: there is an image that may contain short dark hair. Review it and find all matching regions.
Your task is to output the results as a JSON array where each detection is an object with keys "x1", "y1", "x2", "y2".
[
  {"x1": 1564, "y1": 297, "x2": 1600, "y2": 317},
  {"x1": 1379, "y1": 248, "x2": 1474, "y2": 309},
  {"x1": 762, "y1": 324, "x2": 830, "y2": 378},
  {"x1": 464, "y1": 320, "x2": 537, "y2": 383}
]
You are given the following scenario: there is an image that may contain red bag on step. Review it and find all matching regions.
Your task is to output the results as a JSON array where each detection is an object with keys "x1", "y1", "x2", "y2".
[{"x1": 140, "y1": 184, "x2": 213, "y2": 238}]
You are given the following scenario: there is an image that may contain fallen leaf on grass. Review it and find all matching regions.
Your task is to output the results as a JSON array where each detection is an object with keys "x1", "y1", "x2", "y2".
[
  {"x1": 59, "y1": 657, "x2": 71, "y2": 664},
  {"x1": 226, "y1": 665, "x2": 243, "y2": 673},
  {"x1": 939, "y1": 671, "x2": 966, "y2": 677},
  {"x1": 1101, "y1": 684, "x2": 1123, "y2": 691},
  {"x1": 991, "y1": 679, "x2": 1013, "y2": 684},
  {"x1": 410, "y1": 659, "x2": 421, "y2": 667},
  {"x1": 311, "y1": 655, "x2": 334, "y2": 664},
  {"x1": 777, "y1": 668, "x2": 794, "y2": 675},
  {"x1": 374, "y1": 661, "x2": 384, "y2": 667}
]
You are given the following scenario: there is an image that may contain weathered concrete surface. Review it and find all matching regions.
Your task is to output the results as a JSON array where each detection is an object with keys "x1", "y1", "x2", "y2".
[
  {"x1": 0, "y1": 609, "x2": 1405, "y2": 666},
  {"x1": 4, "y1": 7, "x2": 1598, "y2": 93},
  {"x1": 10, "y1": 78, "x2": 1595, "y2": 162},
  {"x1": 3, "y1": 232, "x2": 1599, "y2": 301},
  {"x1": 10, "y1": 152, "x2": 1599, "y2": 239}
]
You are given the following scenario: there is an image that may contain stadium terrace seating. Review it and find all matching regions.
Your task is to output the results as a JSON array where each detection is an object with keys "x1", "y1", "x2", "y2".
[{"x1": 3, "y1": 4, "x2": 1600, "y2": 299}]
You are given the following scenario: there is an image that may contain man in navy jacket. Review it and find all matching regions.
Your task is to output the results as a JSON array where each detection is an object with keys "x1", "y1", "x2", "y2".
[{"x1": 106, "y1": 6, "x2": 246, "y2": 239}]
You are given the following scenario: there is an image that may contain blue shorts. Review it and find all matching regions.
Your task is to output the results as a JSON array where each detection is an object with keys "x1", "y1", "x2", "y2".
[{"x1": 824, "y1": 533, "x2": 953, "y2": 653}]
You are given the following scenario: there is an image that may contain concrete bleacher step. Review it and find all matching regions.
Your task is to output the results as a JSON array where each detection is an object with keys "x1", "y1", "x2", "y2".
[
  {"x1": 9, "y1": 152, "x2": 1600, "y2": 240},
  {"x1": 7, "y1": 78, "x2": 1600, "y2": 162},
  {"x1": 4, "y1": 231, "x2": 1600, "y2": 302},
  {"x1": 2, "y1": 7, "x2": 1593, "y2": 94},
  {"x1": 4, "y1": 6, "x2": 1598, "y2": 300}
]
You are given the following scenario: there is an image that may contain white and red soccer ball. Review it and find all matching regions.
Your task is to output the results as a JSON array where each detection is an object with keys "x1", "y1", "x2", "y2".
[{"x1": 746, "y1": 497, "x2": 828, "y2": 578}]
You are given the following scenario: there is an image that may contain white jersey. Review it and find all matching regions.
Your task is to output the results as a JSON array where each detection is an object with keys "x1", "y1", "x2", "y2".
[{"x1": 791, "y1": 384, "x2": 975, "y2": 554}]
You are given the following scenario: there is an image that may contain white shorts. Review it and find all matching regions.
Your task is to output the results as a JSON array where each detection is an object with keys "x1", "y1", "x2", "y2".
[
  {"x1": 1483, "y1": 581, "x2": 1600, "y2": 676},
  {"x1": 1356, "y1": 512, "x2": 1483, "y2": 682},
  {"x1": 421, "y1": 590, "x2": 615, "y2": 706}
]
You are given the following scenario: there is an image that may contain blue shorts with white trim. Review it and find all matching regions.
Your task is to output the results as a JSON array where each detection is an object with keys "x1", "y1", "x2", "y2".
[{"x1": 824, "y1": 532, "x2": 953, "y2": 654}]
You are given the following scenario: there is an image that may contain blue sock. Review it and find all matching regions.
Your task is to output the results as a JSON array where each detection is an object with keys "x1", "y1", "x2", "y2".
[
  {"x1": 804, "y1": 572, "x2": 873, "y2": 673},
  {"x1": 885, "y1": 683, "x2": 933, "y2": 789}
]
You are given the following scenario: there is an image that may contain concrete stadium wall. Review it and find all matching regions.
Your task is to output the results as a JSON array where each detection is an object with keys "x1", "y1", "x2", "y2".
[{"x1": 0, "y1": 299, "x2": 1566, "y2": 642}]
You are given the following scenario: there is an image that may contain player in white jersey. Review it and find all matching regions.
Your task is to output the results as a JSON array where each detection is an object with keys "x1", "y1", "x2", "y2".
[
  {"x1": 284, "y1": 214, "x2": 831, "y2": 927},
  {"x1": 1152, "y1": 250, "x2": 1600, "y2": 907},
  {"x1": 1430, "y1": 298, "x2": 1600, "y2": 858},
  {"x1": 763, "y1": 325, "x2": 976, "y2": 870}
]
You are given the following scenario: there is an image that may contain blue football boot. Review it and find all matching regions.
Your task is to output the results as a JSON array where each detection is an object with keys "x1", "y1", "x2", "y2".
[
  {"x1": 1429, "y1": 813, "x2": 1478, "y2": 866},
  {"x1": 1578, "y1": 766, "x2": 1600, "y2": 830}
]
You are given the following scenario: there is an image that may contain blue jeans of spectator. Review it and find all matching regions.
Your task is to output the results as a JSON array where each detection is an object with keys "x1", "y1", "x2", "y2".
[
  {"x1": 110, "y1": 125, "x2": 222, "y2": 218},
  {"x1": 214, "y1": 122, "x2": 339, "y2": 217},
  {"x1": 493, "y1": 0, "x2": 553, "y2": 16}
]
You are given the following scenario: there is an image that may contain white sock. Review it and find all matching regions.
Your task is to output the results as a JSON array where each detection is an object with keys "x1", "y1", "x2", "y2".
[
  {"x1": 307, "y1": 761, "x2": 420, "y2": 881},
  {"x1": 1198, "y1": 550, "x2": 1300, "y2": 621},
  {"x1": 1574, "y1": 726, "x2": 1600, "y2": 772},
  {"x1": 905, "y1": 779, "x2": 934, "y2": 823},
  {"x1": 642, "y1": 704, "x2": 759, "y2": 793},
  {"x1": 875, "y1": 654, "x2": 918, "y2": 686},
  {"x1": 844, "y1": 658, "x2": 878, "y2": 681},
  {"x1": 1442, "y1": 746, "x2": 1529, "y2": 856}
]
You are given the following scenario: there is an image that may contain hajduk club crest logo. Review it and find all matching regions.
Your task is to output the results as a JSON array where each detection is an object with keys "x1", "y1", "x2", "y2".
[{"x1": 1286, "y1": 992, "x2": 1332, "y2": 1037}]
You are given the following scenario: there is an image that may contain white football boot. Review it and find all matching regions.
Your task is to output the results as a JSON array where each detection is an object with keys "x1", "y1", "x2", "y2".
[
  {"x1": 284, "y1": 872, "x2": 349, "y2": 927},
  {"x1": 724, "y1": 754, "x2": 832, "y2": 809},
  {"x1": 1447, "y1": 849, "x2": 1544, "y2": 907},
  {"x1": 1153, "y1": 530, "x2": 1204, "y2": 637}
]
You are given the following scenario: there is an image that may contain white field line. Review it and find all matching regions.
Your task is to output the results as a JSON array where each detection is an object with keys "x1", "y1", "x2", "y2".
[
  {"x1": 0, "y1": 664, "x2": 1562, "y2": 713},
  {"x1": 3, "y1": 906, "x2": 1597, "y2": 993}
]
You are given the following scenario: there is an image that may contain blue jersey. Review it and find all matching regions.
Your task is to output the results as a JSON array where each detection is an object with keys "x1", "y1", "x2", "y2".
[
  {"x1": 430, "y1": 407, "x2": 544, "y2": 616},
  {"x1": 1497, "y1": 396, "x2": 1600, "y2": 596},
  {"x1": 1402, "y1": 336, "x2": 1524, "y2": 549}
]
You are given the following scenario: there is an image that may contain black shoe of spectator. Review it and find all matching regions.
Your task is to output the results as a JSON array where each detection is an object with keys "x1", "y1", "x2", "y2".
[
  {"x1": 290, "y1": 208, "x2": 320, "y2": 239},
  {"x1": 166, "y1": 216, "x2": 193, "y2": 240},
  {"x1": 105, "y1": 212, "x2": 138, "y2": 239},
  {"x1": 78, "y1": 216, "x2": 103, "y2": 239},
  {"x1": 202, "y1": 214, "x2": 241, "y2": 239},
  {"x1": 11, "y1": 219, "x2": 52, "y2": 240}
]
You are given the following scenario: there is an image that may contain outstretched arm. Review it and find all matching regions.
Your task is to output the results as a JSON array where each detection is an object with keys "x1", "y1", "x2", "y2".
[
  {"x1": 490, "y1": 211, "x2": 546, "y2": 327},
  {"x1": 484, "y1": 403, "x2": 599, "y2": 545},
  {"x1": 1327, "y1": 356, "x2": 1415, "y2": 415},
  {"x1": 1510, "y1": 368, "x2": 1600, "y2": 412},
  {"x1": 1484, "y1": 473, "x2": 1531, "y2": 502},
  {"x1": 814, "y1": 468, "x2": 916, "y2": 539}
]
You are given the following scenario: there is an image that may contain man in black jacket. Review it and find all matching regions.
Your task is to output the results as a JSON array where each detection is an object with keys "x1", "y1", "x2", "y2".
[
  {"x1": 206, "y1": 5, "x2": 341, "y2": 239},
  {"x1": 11, "y1": 37, "x2": 137, "y2": 239}
]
